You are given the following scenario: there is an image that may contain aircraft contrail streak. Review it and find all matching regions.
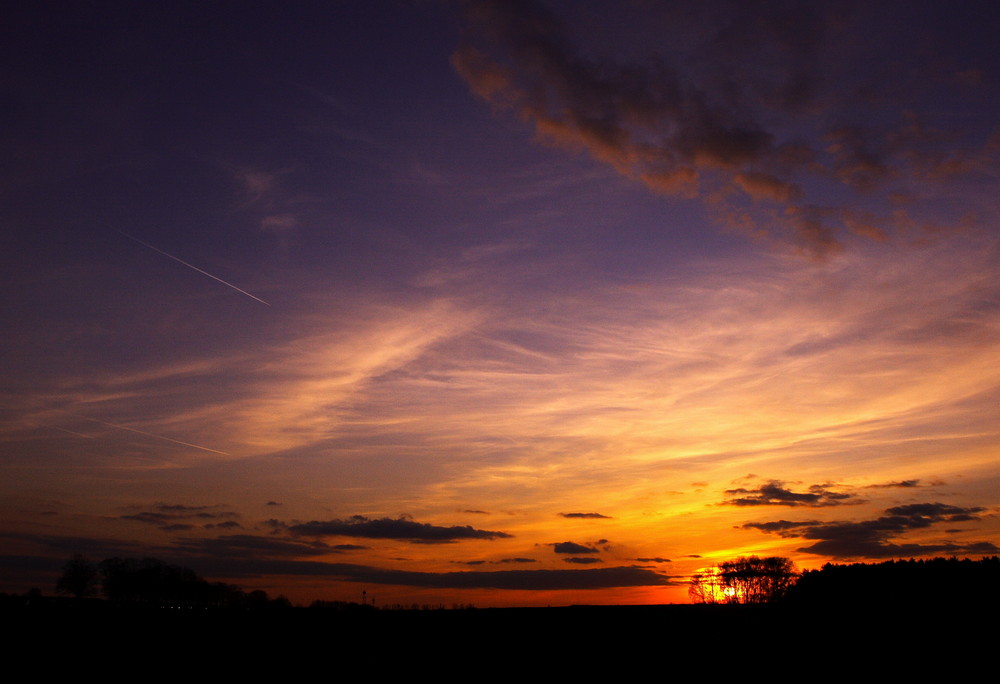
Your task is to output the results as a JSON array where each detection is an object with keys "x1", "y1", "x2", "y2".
[
  {"x1": 60, "y1": 412, "x2": 231, "y2": 455},
  {"x1": 119, "y1": 231, "x2": 270, "y2": 306},
  {"x1": 53, "y1": 426, "x2": 96, "y2": 439}
]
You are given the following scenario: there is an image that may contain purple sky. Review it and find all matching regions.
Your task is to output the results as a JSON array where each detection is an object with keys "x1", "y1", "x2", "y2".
[{"x1": 3, "y1": 0, "x2": 999, "y2": 606}]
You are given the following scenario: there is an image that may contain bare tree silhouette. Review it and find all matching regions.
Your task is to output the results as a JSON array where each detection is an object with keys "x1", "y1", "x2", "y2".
[
  {"x1": 689, "y1": 556, "x2": 797, "y2": 604},
  {"x1": 56, "y1": 554, "x2": 98, "y2": 599}
]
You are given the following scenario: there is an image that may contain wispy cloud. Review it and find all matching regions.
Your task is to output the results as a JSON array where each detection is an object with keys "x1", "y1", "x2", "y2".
[
  {"x1": 288, "y1": 516, "x2": 512, "y2": 543},
  {"x1": 742, "y1": 502, "x2": 996, "y2": 559},
  {"x1": 121, "y1": 503, "x2": 240, "y2": 530},
  {"x1": 560, "y1": 512, "x2": 611, "y2": 519},
  {"x1": 193, "y1": 559, "x2": 672, "y2": 590},
  {"x1": 453, "y1": 0, "x2": 997, "y2": 255},
  {"x1": 723, "y1": 480, "x2": 855, "y2": 507},
  {"x1": 552, "y1": 541, "x2": 601, "y2": 555}
]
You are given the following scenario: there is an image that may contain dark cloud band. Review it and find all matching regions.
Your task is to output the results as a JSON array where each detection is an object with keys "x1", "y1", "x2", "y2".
[{"x1": 289, "y1": 516, "x2": 511, "y2": 543}]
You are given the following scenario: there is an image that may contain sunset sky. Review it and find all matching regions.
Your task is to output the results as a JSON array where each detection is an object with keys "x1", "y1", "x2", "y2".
[{"x1": 3, "y1": 0, "x2": 999, "y2": 607}]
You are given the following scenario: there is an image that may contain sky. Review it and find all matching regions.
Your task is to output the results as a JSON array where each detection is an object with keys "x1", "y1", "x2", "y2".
[{"x1": 2, "y1": 0, "x2": 999, "y2": 607}]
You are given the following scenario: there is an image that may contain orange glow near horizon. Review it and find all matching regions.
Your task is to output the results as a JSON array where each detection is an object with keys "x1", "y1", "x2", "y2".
[{"x1": 2, "y1": 1, "x2": 999, "y2": 608}]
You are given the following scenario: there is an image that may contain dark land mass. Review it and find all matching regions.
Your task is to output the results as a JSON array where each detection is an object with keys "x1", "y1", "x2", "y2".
[
  {"x1": 5, "y1": 557, "x2": 995, "y2": 670},
  {"x1": 4, "y1": 595, "x2": 992, "y2": 671}
]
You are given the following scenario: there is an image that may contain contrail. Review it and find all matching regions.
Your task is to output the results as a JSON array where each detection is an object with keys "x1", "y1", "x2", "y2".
[
  {"x1": 53, "y1": 426, "x2": 96, "y2": 439},
  {"x1": 59, "y1": 411, "x2": 231, "y2": 455},
  {"x1": 119, "y1": 231, "x2": 270, "y2": 306}
]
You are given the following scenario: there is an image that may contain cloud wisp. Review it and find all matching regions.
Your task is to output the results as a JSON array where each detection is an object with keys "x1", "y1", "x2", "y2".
[
  {"x1": 121, "y1": 503, "x2": 241, "y2": 531},
  {"x1": 288, "y1": 516, "x2": 512, "y2": 544},
  {"x1": 552, "y1": 541, "x2": 601, "y2": 555},
  {"x1": 723, "y1": 480, "x2": 855, "y2": 507},
  {"x1": 742, "y1": 502, "x2": 997, "y2": 559},
  {"x1": 560, "y1": 512, "x2": 611, "y2": 519},
  {"x1": 198, "y1": 558, "x2": 672, "y2": 591},
  {"x1": 452, "y1": 0, "x2": 998, "y2": 255}
]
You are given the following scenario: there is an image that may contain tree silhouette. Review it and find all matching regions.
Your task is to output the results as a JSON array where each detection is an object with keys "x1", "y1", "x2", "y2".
[
  {"x1": 688, "y1": 567, "x2": 725, "y2": 604},
  {"x1": 56, "y1": 554, "x2": 98, "y2": 598},
  {"x1": 689, "y1": 556, "x2": 797, "y2": 604},
  {"x1": 90, "y1": 556, "x2": 293, "y2": 608}
]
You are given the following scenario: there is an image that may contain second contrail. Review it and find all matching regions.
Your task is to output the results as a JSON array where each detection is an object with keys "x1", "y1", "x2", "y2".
[
  {"x1": 119, "y1": 231, "x2": 270, "y2": 306},
  {"x1": 58, "y1": 411, "x2": 231, "y2": 455}
]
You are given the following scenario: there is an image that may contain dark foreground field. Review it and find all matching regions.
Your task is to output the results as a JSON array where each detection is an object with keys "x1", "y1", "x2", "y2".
[
  {"x1": 7, "y1": 558, "x2": 993, "y2": 672},
  {"x1": 6, "y1": 598, "x2": 990, "y2": 673}
]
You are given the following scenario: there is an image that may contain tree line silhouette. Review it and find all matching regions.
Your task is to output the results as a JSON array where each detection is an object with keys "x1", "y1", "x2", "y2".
[
  {"x1": 54, "y1": 554, "x2": 291, "y2": 609},
  {"x1": 34, "y1": 552, "x2": 1000, "y2": 611},
  {"x1": 786, "y1": 556, "x2": 1000, "y2": 608},
  {"x1": 689, "y1": 555, "x2": 1000, "y2": 607}
]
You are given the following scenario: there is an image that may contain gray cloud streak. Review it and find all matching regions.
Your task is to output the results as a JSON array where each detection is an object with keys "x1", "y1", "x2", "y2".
[
  {"x1": 742, "y1": 501, "x2": 996, "y2": 559},
  {"x1": 288, "y1": 515, "x2": 512, "y2": 543},
  {"x1": 452, "y1": 0, "x2": 997, "y2": 256},
  {"x1": 203, "y1": 558, "x2": 672, "y2": 590}
]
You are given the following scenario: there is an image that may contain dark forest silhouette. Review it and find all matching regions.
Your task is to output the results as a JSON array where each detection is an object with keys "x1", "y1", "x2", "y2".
[
  {"x1": 4, "y1": 553, "x2": 997, "y2": 615},
  {"x1": 51, "y1": 555, "x2": 292, "y2": 609},
  {"x1": 688, "y1": 555, "x2": 1000, "y2": 609},
  {"x1": 785, "y1": 556, "x2": 1000, "y2": 608},
  {"x1": 3, "y1": 554, "x2": 997, "y2": 667}
]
